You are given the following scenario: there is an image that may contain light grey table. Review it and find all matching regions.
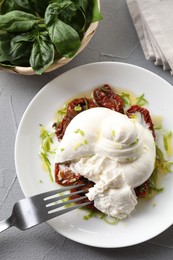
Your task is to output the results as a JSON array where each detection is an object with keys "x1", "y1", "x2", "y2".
[{"x1": 1, "y1": 1, "x2": 173, "y2": 259}]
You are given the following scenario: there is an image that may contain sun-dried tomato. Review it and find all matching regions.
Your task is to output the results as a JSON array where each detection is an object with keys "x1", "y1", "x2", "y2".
[
  {"x1": 126, "y1": 105, "x2": 155, "y2": 139},
  {"x1": 55, "y1": 98, "x2": 96, "y2": 140},
  {"x1": 55, "y1": 163, "x2": 81, "y2": 186},
  {"x1": 135, "y1": 179, "x2": 150, "y2": 198},
  {"x1": 92, "y1": 84, "x2": 124, "y2": 113}
]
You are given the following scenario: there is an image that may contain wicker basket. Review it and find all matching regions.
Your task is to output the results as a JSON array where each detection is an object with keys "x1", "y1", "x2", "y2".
[{"x1": 0, "y1": 18, "x2": 99, "y2": 75}]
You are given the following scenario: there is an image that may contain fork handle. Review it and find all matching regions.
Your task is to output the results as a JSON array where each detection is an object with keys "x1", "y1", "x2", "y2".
[{"x1": 0, "y1": 218, "x2": 12, "y2": 233}]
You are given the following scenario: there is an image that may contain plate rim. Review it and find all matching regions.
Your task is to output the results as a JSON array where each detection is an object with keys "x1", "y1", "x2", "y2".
[{"x1": 14, "y1": 61, "x2": 173, "y2": 248}]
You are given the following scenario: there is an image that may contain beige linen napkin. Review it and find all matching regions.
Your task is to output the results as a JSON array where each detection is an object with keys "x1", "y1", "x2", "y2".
[{"x1": 126, "y1": 0, "x2": 173, "y2": 73}]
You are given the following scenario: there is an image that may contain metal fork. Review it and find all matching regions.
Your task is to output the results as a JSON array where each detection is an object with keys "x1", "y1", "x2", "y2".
[{"x1": 0, "y1": 184, "x2": 91, "y2": 233}]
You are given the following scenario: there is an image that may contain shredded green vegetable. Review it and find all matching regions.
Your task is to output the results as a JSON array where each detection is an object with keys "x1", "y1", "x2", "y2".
[
  {"x1": 136, "y1": 93, "x2": 148, "y2": 106},
  {"x1": 119, "y1": 92, "x2": 131, "y2": 106},
  {"x1": 39, "y1": 125, "x2": 55, "y2": 182},
  {"x1": 163, "y1": 131, "x2": 172, "y2": 153}
]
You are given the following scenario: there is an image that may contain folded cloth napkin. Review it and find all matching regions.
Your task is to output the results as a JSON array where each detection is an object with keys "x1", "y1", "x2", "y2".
[{"x1": 126, "y1": 0, "x2": 173, "y2": 73}]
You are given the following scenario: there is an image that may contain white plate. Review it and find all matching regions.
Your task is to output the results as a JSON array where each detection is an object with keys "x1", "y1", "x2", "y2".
[{"x1": 15, "y1": 62, "x2": 173, "y2": 248}]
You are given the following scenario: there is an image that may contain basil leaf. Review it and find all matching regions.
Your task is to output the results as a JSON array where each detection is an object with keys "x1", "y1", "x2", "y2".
[
  {"x1": 29, "y1": 0, "x2": 50, "y2": 17},
  {"x1": 91, "y1": 0, "x2": 103, "y2": 22},
  {"x1": 74, "y1": 0, "x2": 88, "y2": 13},
  {"x1": 1, "y1": 0, "x2": 22, "y2": 14},
  {"x1": 50, "y1": 0, "x2": 78, "y2": 23},
  {"x1": 0, "y1": 32, "x2": 12, "y2": 62},
  {"x1": 0, "y1": 62, "x2": 14, "y2": 68},
  {"x1": 10, "y1": 32, "x2": 35, "y2": 43},
  {"x1": 0, "y1": 11, "x2": 40, "y2": 32},
  {"x1": 0, "y1": 0, "x2": 35, "y2": 15},
  {"x1": 86, "y1": 0, "x2": 102, "y2": 23},
  {"x1": 45, "y1": 3, "x2": 80, "y2": 57},
  {"x1": 30, "y1": 35, "x2": 55, "y2": 74},
  {"x1": 15, "y1": 0, "x2": 32, "y2": 10},
  {"x1": 9, "y1": 35, "x2": 32, "y2": 66}
]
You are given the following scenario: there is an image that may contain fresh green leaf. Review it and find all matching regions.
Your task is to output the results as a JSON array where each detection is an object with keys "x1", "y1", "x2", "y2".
[
  {"x1": 10, "y1": 32, "x2": 35, "y2": 43},
  {"x1": 86, "y1": 0, "x2": 102, "y2": 23},
  {"x1": 70, "y1": 9, "x2": 86, "y2": 34},
  {"x1": 91, "y1": 0, "x2": 103, "y2": 22},
  {"x1": 45, "y1": 2, "x2": 81, "y2": 57},
  {"x1": 0, "y1": 0, "x2": 32, "y2": 14},
  {"x1": 29, "y1": 0, "x2": 50, "y2": 17},
  {"x1": 9, "y1": 35, "x2": 32, "y2": 65},
  {"x1": 1, "y1": 0, "x2": 36, "y2": 15},
  {"x1": 48, "y1": 0, "x2": 86, "y2": 33},
  {"x1": 30, "y1": 34, "x2": 55, "y2": 74},
  {"x1": 0, "y1": 32, "x2": 12, "y2": 62},
  {"x1": 74, "y1": 0, "x2": 88, "y2": 13},
  {"x1": 51, "y1": 0, "x2": 78, "y2": 24},
  {"x1": 15, "y1": 0, "x2": 33, "y2": 10},
  {"x1": 0, "y1": 11, "x2": 40, "y2": 32}
]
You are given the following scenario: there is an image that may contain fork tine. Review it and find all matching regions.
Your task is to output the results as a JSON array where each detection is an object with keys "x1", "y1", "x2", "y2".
[
  {"x1": 47, "y1": 201, "x2": 92, "y2": 219},
  {"x1": 47, "y1": 195, "x2": 88, "y2": 211},
  {"x1": 32, "y1": 183, "x2": 85, "y2": 201},
  {"x1": 45, "y1": 189, "x2": 85, "y2": 205}
]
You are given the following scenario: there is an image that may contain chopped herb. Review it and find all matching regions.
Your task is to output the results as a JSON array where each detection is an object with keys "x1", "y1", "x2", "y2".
[
  {"x1": 60, "y1": 148, "x2": 65, "y2": 152},
  {"x1": 130, "y1": 114, "x2": 137, "y2": 120},
  {"x1": 152, "y1": 202, "x2": 156, "y2": 207},
  {"x1": 101, "y1": 215, "x2": 119, "y2": 225},
  {"x1": 56, "y1": 104, "x2": 67, "y2": 124},
  {"x1": 112, "y1": 130, "x2": 116, "y2": 137},
  {"x1": 83, "y1": 139, "x2": 88, "y2": 145},
  {"x1": 154, "y1": 125, "x2": 162, "y2": 130},
  {"x1": 73, "y1": 141, "x2": 83, "y2": 150},
  {"x1": 74, "y1": 104, "x2": 82, "y2": 111},
  {"x1": 82, "y1": 208, "x2": 118, "y2": 225},
  {"x1": 130, "y1": 138, "x2": 139, "y2": 147},
  {"x1": 83, "y1": 211, "x2": 95, "y2": 220},
  {"x1": 57, "y1": 104, "x2": 67, "y2": 116},
  {"x1": 74, "y1": 128, "x2": 85, "y2": 136},
  {"x1": 136, "y1": 93, "x2": 148, "y2": 106}
]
